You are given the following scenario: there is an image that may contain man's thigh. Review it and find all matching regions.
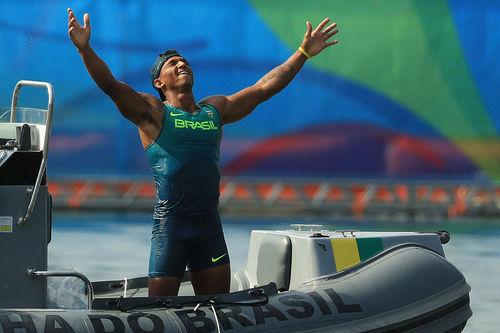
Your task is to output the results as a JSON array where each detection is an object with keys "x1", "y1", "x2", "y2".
[
  {"x1": 188, "y1": 233, "x2": 231, "y2": 295},
  {"x1": 149, "y1": 232, "x2": 188, "y2": 280}
]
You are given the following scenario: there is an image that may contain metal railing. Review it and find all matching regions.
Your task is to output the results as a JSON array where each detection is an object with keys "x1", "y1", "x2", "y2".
[
  {"x1": 27, "y1": 268, "x2": 94, "y2": 309},
  {"x1": 11, "y1": 81, "x2": 54, "y2": 226}
]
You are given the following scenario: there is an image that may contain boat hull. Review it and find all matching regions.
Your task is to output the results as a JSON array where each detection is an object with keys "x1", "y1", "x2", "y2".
[{"x1": 0, "y1": 245, "x2": 471, "y2": 332}]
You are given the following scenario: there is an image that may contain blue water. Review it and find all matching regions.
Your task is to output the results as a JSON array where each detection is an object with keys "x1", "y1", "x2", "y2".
[{"x1": 48, "y1": 212, "x2": 500, "y2": 333}]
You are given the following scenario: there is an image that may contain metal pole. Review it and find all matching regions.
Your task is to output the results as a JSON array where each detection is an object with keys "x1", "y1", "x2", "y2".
[{"x1": 11, "y1": 81, "x2": 54, "y2": 226}]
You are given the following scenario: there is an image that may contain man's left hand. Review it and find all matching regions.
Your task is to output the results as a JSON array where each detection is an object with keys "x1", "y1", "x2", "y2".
[{"x1": 301, "y1": 18, "x2": 339, "y2": 58}]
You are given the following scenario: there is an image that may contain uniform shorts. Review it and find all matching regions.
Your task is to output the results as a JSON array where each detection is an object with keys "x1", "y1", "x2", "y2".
[{"x1": 148, "y1": 211, "x2": 230, "y2": 278}]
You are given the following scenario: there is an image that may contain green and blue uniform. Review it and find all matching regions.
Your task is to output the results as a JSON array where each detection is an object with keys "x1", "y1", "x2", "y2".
[{"x1": 146, "y1": 103, "x2": 229, "y2": 278}]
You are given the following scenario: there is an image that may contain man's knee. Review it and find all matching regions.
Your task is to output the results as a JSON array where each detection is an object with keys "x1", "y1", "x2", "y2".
[
  {"x1": 148, "y1": 276, "x2": 182, "y2": 296},
  {"x1": 191, "y1": 264, "x2": 231, "y2": 295}
]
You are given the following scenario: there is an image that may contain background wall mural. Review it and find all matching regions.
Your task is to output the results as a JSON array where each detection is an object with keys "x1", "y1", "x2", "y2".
[{"x1": 0, "y1": 0, "x2": 498, "y2": 180}]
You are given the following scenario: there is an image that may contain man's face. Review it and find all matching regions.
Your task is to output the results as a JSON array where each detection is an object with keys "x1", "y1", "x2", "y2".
[{"x1": 155, "y1": 56, "x2": 194, "y2": 92}]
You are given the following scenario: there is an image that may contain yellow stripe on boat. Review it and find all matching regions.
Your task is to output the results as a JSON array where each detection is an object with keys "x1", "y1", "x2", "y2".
[{"x1": 331, "y1": 238, "x2": 361, "y2": 271}]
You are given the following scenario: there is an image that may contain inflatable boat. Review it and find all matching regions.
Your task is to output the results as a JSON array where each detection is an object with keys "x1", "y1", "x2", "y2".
[{"x1": 0, "y1": 81, "x2": 472, "y2": 332}]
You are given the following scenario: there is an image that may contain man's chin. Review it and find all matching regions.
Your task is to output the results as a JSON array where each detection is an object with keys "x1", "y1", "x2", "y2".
[
  {"x1": 178, "y1": 76, "x2": 193, "y2": 84},
  {"x1": 177, "y1": 80, "x2": 194, "y2": 90}
]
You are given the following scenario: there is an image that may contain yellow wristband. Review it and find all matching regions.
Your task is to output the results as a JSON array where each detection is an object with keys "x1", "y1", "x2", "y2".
[{"x1": 298, "y1": 46, "x2": 312, "y2": 59}]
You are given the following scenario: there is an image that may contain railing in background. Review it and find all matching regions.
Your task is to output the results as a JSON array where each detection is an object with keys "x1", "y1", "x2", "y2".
[{"x1": 47, "y1": 178, "x2": 500, "y2": 219}]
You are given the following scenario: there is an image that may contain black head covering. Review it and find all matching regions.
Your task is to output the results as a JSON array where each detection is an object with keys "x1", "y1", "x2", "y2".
[{"x1": 150, "y1": 49, "x2": 181, "y2": 100}]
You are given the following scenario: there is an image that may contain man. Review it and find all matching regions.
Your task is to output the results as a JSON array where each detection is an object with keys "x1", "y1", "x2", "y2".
[{"x1": 67, "y1": 8, "x2": 338, "y2": 296}]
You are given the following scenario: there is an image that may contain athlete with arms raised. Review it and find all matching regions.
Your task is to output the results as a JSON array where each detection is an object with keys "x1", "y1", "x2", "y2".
[{"x1": 67, "y1": 8, "x2": 339, "y2": 296}]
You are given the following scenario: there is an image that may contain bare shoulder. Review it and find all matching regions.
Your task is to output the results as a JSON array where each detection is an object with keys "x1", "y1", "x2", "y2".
[
  {"x1": 200, "y1": 95, "x2": 228, "y2": 114},
  {"x1": 140, "y1": 92, "x2": 164, "y2": 109},
  {"x1": 135, "y1": 92, "x2": 164, "y2": 127}
]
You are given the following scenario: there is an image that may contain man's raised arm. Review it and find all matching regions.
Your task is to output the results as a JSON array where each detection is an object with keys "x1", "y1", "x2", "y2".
[
  {"x1": 67, "y1": 8, "x2": 158, "y2": 126},
  {"x1": 204, "y1": 18, "x2": 339, "y2": 125}
]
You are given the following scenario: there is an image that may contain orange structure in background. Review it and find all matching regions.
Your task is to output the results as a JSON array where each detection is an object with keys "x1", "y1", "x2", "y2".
[{"x1": 47, "y1": 178, "x2": 500, "y2": 219}]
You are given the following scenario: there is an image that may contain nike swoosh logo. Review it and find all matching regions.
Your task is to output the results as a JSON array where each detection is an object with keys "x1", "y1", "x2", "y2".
[
  {"x1": 170, "y1": 111, "x2": 184, "y2": 117},
  {"x1": 211, "y1": 253, "x2": 227, "y2": 263}
]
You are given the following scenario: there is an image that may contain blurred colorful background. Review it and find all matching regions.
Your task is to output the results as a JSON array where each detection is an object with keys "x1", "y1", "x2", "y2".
[
  {"x1": 1, "y1": 0, "x2": 499, "y2": 181},
  {"x1": 2, "y1": 3, "x2": 499, "y2": 331}
]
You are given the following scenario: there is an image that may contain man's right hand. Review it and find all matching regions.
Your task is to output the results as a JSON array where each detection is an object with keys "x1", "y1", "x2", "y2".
[{"x1": 67, "y1": 8, "x2": 91, "y2": 51}]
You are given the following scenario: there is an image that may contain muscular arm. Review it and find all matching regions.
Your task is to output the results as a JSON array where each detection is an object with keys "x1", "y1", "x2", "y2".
[
  {"x1": 204, "y1": 18, "x2": 339, "y2": 125},
  {"x1": 220, "y1": 52, "x2": 306, "y2": 124},
  {"x1": 68, "y1": 8, "x2": 161, "y2": 128},
  {"x1": 78, "y1": 45, "x2": 159, "y2": 125},
  {"x1": 255, "y1": 53, "x2": 305, "y2": 98}
]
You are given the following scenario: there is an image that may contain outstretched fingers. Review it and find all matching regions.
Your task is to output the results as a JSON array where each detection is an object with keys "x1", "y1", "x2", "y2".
[
  {"x1": 323, "y1": 29, "x2": 338, "y2": 41},
  {"x1": 312, "y1": 18, "x2": 330, "y2": 35},
  {"x1": 325, "y1": 40, "x2": 339, "y2": 47},
  {"x1": 67, "y1": 8, "x2": 91, "y2": 49},
  {"x1": 301, "y1": 17, "x2": 339, "y2": 56},
  {"x1": 67, "y1": 8, "x2": 90, "y2": 30},
  {"x1": 67, "y1": 8, "x2": 76, "y2": 22},
  {"x1": 322, "y1": 22, "x2": 337, "y2": 35},
  {"x1": 67, "y1": 8, "x2": 81, "y2": 29},
  {"x1": 315, "y1": 18, "x2": 338, "y2": 48}
]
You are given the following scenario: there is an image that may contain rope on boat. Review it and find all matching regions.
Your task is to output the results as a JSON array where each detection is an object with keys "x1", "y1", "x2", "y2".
[
  {"x1": 194, "y1": 300, "x2": 222, "y2": 333},
  {"x1": 109, "y1": 286, "x2": 271, "y2": 312},
  {"x1": 211, "y1": 302, "x2": 222, "y2": 333},
  {"x1": 122, "y1": 277, "x2": 128, "y2": 298}
]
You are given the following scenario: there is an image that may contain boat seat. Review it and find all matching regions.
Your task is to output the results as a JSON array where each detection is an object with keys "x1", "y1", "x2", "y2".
[{"x1": 245, "y1": 232, "x2": 291, "y2": 291}]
